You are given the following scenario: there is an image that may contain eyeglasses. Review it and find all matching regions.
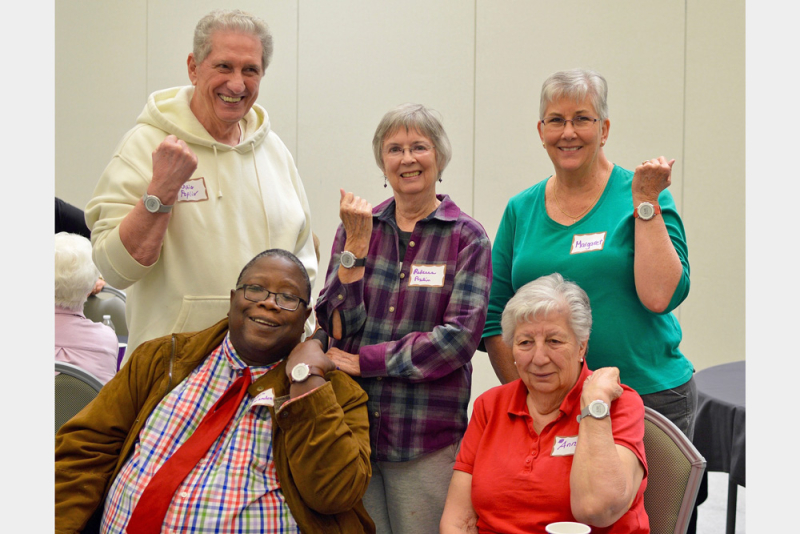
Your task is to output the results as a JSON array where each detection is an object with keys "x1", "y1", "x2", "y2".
[
  {"x1": 383, "y1": 144, "x2": 434, "y2": 160},
  {"x1": 235, "y1": 284, "x2": 308, "y2": 311},
  {"x1": 541, "y1": 116, "x2": 599, "y2": 131}
]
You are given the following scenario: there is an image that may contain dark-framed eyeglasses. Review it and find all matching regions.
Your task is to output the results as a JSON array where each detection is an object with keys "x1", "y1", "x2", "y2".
[
  {"x1": 541, "y1": 116, "x2": 599, "y2": 131},
  {"x1": 235, "y1": 284, "x2": 308, "y2": 311}
]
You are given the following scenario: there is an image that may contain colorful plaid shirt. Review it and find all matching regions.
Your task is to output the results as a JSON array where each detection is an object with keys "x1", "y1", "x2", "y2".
[
  {"x1": 315, "y1": 194, "x2": 492, "y2": 462},
  {"x1": 101, "y1": 334, "x2": 301, "y2": 534}
]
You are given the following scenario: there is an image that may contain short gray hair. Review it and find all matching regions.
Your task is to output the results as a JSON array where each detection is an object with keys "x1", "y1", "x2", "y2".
[
  {"x1": 372, "y1": 103, "x2": 452, "y2": 179},
  {"x1": 539, "y1": 68, "x2": 609, "y2": 122},
  {"x1": 501, "y1": 273, "x2": 592, "y2": 346},
  {"x1": 55, "y1": 232, "x2": 100, "y2": 312},
  {"x1": 193, "y1": 9, "x2": 274, "y2": 71}
]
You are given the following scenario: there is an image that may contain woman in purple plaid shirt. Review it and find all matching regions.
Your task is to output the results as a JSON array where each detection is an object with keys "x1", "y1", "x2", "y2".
[{"x1": 315, "y1": 103, "x2": 493, "y2": 534}]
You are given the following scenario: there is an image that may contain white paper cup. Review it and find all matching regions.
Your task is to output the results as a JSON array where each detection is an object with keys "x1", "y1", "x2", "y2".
[{"x1": 545, "y1": 522, "x2": 591, "y2": 534}]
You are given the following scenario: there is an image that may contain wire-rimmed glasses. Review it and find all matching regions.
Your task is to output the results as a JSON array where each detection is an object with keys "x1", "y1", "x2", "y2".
[{"x1": 541, "y1": 116, "x2": 599, "y2": 131}]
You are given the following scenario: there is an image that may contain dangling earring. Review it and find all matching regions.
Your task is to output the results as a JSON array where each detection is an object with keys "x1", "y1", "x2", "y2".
[
  {"x1": 383, "y1": 176, "x2": 387, "y2": 188},
  {"x1": 438, "y1": 177, "x2": 443, "y2": 183}
]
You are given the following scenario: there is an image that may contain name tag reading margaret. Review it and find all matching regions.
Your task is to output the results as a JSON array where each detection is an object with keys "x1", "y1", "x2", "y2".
[
  {"x1": 551, "y1": 435, "x2": 578, "y2": 456},
  {"x1": 177, "y1": 177, "x2": 209, "y2": 202},
  {"x1": 409, "y1": 264, "x2": 446, "y2": 287},
  {"x1": 570, "y1": 232, "x2": 606, "y2": 254}
]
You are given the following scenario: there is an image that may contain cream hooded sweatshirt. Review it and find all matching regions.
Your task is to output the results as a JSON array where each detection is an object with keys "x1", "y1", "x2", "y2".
[{"x1": 86, "y1": 86, "x2": 317, "y2": 363}]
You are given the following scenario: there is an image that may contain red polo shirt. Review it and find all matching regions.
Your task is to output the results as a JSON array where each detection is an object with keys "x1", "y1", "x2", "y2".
[{"x1": 455, "y1": 363, "x2": 649, "y2": 533}]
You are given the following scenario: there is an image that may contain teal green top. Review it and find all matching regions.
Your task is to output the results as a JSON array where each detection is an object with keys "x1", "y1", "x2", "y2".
[{"x1": 483, "y1": 165, "x2": 693, "y2": 395}]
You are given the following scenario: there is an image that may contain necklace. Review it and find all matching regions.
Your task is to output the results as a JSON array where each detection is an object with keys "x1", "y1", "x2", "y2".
[{"x1": 552, "y1": 177, "x2": 605, "y2": 222}]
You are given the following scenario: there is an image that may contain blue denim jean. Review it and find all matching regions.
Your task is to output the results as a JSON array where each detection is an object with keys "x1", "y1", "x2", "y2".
[{"x1": 639, "y1": 376, "x2": 697, "y2": 440}]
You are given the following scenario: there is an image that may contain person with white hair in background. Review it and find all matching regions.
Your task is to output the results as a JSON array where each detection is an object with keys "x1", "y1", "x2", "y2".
[
  {"x1": 85, "y1": 9, "x2": 317, "y2": 364},
  {"x1": 55, "y1": 232, "x2": 119, "y2": 385}
]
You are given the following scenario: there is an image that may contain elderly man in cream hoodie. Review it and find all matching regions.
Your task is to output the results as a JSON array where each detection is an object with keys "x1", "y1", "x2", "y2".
[{"x1": 85, "y1": 9, "x2": 317, "y2": 362}]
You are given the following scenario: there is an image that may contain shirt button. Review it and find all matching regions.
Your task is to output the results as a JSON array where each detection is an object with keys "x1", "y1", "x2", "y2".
[
  {"x1": 337, "y1": 294, "x2": 344, "y2": 300},
  {"x1": 399, "y1": 273, "x2": 405, "y2": 279},
  {"x1": 256, "y1": 386, "x2": 264, "y2": 392},
  {"x1": 180, "y1": 491, "x2": 189, "y2": 498},
  {"x1": 409, "y1": 241, "x2": 416, "y2": 247},
  {"x1": 376, "y1": 376, "x2": 382, "y2": 381},
  {"x1": 281, "y1": 411, "x2": 289, "y2": 418},
  {"x1": 389, "y1": 306, "x2": 395, "y2": 312},
  {"x1": 374, "y1": 412, "x2": 380, "y2": 418}
]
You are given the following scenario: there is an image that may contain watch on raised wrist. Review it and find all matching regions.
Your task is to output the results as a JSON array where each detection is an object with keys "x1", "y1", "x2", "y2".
[
  {"x1": 634, "y1": 201, "x2": 661, "y2": 221},
  {"x1": 290, "y1": 363, "x2": 326, "y2": 384},
  {"x1": 339, "y1": 250, "x2": 366, "y2": 269},
  {"x1": 142, "y1": 192, "x2": 173, "y2": 214},
  {"x1": 577, "y1": 399, "x2": 610, "y2": 423}
]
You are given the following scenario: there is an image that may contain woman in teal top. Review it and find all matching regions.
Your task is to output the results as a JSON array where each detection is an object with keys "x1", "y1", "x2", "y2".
[{"x1": 483, "y1": 68, "x2": 696, "y2": 438}]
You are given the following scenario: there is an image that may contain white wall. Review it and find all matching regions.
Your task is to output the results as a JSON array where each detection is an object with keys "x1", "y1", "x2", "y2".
[{"x1": 55, "y1": 0, "x2": 745, "y2": 406}]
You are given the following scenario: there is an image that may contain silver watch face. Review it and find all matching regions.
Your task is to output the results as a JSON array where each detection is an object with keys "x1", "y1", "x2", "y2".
[
  {"x1": 589, "y1": 400, "x2": 609, "y2": 418},
  {"x1": 340, "y1": 251, "x2": 356, "y2": 269},
  {"x1": 144, "y1": 195, "x2": 162, "y2": 213},
  {"x1": 291, "y1": 363, "x2": 310, "y2": 382},
  {"x1": 637, "y1": 202, "x2": 655, "y2": 220}
]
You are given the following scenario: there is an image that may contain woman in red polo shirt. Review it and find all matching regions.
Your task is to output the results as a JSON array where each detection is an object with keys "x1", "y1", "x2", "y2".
[{"x1": 440, "y1": 273, "x2": 649, "y2": 534}]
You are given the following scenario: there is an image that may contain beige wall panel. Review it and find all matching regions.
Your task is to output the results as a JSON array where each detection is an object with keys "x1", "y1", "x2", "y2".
[
  {"x1": 470, "y1": 1, "x2": 687, "y2": 402},
  {"x1": 55, "y1": 1, "x2": 147, "y2": 208},
  {"x1": 147, "y1": 1, "x2": 300, "y2": 157},
  {"x1": 297, "y1": 1, "x2": 476, "y2": 296},
  {"x1": 680, "y1": 0, "x2": 745, "y2": 372},
  {"x1": 473, "y1": 0, "x2": 686, "y2": 240}
]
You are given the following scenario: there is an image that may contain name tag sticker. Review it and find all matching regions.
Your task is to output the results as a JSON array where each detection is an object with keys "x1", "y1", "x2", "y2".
[
  {"x1": 570, "y1": 232, "x2": 606, "y2": 254},
  {"x1": 177, "y1": 177, "x2": 209, "y2": 203},
  {"x1": 408, "y1": 264, "x2": 446, "y2": 287},
  {"x1": 252, "y1": 388, "x2": 275, "y2": 407},
  {"x1": 551, "y1": 435, "x2": 578, "y2": 456}
]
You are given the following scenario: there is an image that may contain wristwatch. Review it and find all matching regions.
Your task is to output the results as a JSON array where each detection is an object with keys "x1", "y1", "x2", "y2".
[
  {"x1": 634, "y1": 201, "x2": 661, "y2": 221},
  {"x1": 577, "y1": 400, "x2": 610, "y2": 423},
  {"x1": 290, "y1": 363, "x2": 326, "y2": 384},
  {"x1": 143, "y1": 192, "x2": 173, "y2": 213},
  {"x1": 340, "y1": 250, "x2": 366, "y2": 269}
]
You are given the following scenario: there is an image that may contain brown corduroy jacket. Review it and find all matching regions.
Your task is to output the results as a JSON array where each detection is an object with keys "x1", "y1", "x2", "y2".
[{"x1": 55, "y1": 318, "x2": 374, "y2": 533}]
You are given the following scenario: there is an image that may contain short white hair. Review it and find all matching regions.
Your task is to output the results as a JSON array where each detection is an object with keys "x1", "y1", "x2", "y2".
[
  {"x1": 501, "y1": 273, "x2": 592, "y2": 346},
  {"x1": 539, "y1": 68, "x2": 609, "y2": 122},
  {"x1": 55, "y1": 232, "x2": 99, "y2": 311}
]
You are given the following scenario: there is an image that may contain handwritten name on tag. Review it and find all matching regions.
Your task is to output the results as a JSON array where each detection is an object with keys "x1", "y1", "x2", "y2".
[
  {"x1": 570, "y1": 232, "x2": 606, "y2": 254},
  {"x1": 252, "y1": 387, "x2": 275, "y2": 407},
  {"x1": 177, "y1": 177, "x2": 209, "y2": 203},
  {"x1": 551, "y1": 435, "x2": 578, "y2": 456},
  {"x1": 408, "y1": 264, "x2": 446, "y2": 287}
]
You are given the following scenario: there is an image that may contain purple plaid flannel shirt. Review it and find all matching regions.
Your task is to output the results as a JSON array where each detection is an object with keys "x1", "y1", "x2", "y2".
[{"x1": 315, "y1": 195, "x2": 492, "y2": 462}]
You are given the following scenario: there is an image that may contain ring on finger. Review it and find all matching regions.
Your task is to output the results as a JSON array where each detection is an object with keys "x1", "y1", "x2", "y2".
[{"x1": 641, "y1": 160, "x2": 649, "y2": 165}]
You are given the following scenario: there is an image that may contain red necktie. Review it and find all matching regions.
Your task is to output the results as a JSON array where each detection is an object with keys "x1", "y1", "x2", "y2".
[{"x1": 125, "y1": 367, "x2": 252, "y2": 534}]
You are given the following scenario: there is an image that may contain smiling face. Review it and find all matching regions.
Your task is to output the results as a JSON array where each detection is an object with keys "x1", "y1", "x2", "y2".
[
  {"x1": 188, "y1": 30, "x2": 264, "y2": 143},
  {"x1": 512, "y1": 311, "x2": 587, "y2": 401},
  {"x1": 381, "y1": 128, "x2": 439, "y2": 201},
  {"x1": 538, "y1": 96, "x2": 610, "y2": 176},
  {"x1": 228, "y1": 255, "x2": 311, "y2": 366}
]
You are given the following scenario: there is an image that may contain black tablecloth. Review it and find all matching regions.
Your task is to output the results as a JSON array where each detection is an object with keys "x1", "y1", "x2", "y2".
[{"x1": 692, "y1": 360, "x2": 746, "y2": 487}]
